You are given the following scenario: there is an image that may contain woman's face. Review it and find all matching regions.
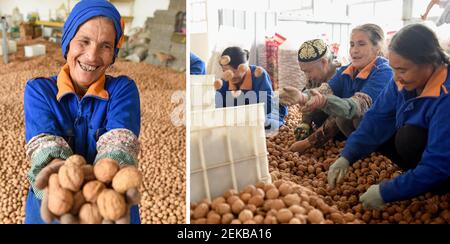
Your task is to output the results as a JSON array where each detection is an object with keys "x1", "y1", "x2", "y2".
[
  {"x1": 388, "y1": 51, "x2": 434, "y2": 92},
  {"x1": 67, "y1": 17, "x2": 116, "y2": 88},
  {"x1": 222, "y1": 64, "x2": 245, "y2": 85},
  {"x1": 350, "y1": 30, "x2": 380, "y2": 70}
]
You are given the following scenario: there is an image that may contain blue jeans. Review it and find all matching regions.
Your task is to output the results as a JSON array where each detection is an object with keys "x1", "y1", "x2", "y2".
[{"x1": 25, "y1": 188, "x2": 141, "y2": 224}]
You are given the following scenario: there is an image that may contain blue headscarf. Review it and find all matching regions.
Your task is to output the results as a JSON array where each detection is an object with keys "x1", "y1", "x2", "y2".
[{"x1": 61, "y1": 0, "x2": 124, "y2": 60}]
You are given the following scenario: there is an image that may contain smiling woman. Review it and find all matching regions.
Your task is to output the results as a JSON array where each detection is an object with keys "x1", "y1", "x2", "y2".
[
  {"x1": 23, "y1": 0, "x2": 142, "y2": 224},
  {"x1": 66, "y1": 17, "x2": 116, "y2": 92},
  {"x1": 329, "y1": 24, "x2": 450, "y2": 210},
  {"x1": 283, "y1": 24, "x2": 393, "y2": 155}
]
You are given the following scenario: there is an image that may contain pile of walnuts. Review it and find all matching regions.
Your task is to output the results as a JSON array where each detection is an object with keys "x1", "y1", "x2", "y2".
[
  {"x1": 42, "y1": 155, "x2": 142, "y2": 224},
  {"x1": 192, "y1": 105, "x2": 450, "y2": 224},
  {"x1": 266, "y1": 105, "x2": 450, "y2": 224},
  {"x1": 190, "y1": 180, "x2": 361, "y2": 224}
]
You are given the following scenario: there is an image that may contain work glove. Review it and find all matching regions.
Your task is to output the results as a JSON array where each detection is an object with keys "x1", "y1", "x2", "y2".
[
  {"x1": 289, "y1": 139, "x2": 311, "y2": 154},
  {"x1": 327, "y1": 157, "x2": 350, "y2": 188},
  {"x1": 294, "y1": 122, "x2": 312, "y2": 141},
  {"x1": 35, "y1": 159, "x2": 65, "y2": 190},
  {"x1": 279, "y1": 86, "x2": 308, "y2": 106},
  {"x1": 360, "y1": 184, "x2": 385, "y2": 210},
  {"x1": 35, "y1": 158, "x2": 64, "y2": 224},
  {"x1": 302, "y1": 89, "x2": 327, "y2": 113}
]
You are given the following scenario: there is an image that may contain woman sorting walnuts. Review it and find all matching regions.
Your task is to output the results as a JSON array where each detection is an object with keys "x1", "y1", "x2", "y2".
[
  {"x1": 328, "y1": 24, "x2": 450, "y2": 210},
  {"x1": 283, "y1": 39, "x2": 339, "y2": 142},
  {"x1": 280, "y1": 24, "x2": 393, "y2": 153},
  {"x1": 24, "y1": 0, "x2": 141, "y2": 224},
  {"x1": 215, "y1": 46, "x2": 288, "y2": 129}
]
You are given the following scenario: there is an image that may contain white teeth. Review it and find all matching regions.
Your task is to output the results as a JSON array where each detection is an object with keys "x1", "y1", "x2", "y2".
[{"x1": 78, "y1": 61, "x2": 98, "y2": 72}]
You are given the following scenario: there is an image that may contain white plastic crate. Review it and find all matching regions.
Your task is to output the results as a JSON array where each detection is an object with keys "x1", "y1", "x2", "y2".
[
  {"x1": 0, "y1": 40, "x2": 17, "y2": 55},
  {"x1": 190, "y1": 75, "x2": 216, "y2": 111},
  {"x1": 24, "y1": 44, "x2": 46, "y2": 57},
  {"x1": 190, "y1": 103, "x2": 271, "y2": 202}
]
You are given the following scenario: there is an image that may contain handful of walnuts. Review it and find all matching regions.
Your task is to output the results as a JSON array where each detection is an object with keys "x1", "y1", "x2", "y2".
[{"x1": 39, "y1": 155, "x2": 143, "y2": 224}]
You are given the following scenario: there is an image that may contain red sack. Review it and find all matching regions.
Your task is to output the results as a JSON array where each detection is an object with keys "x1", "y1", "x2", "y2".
[{"x1": 265, "y1": 33, "x2": 286, "y2": 91}]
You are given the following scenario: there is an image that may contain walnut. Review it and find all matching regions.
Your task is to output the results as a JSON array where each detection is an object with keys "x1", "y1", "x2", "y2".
[
  {"x1": 97, "y1": 189, "x2": 126, "y2": 221},
  {"x1": 112, "y1": 166, "x2": 142, "y2": 194},
  {"x1": 58, "y1": 164, "x2": 84, "y2": 192},
  {"x1": 82, "y1": 180, "x2": 106, "y2": 203},
  {"x1": 48, "y1": 174, "x2": 74, "y2": 216},
  {"x1": 94, "y1": 158, "x2": 120, "y2": 184},
  {"x1": 65, "y1": 154, "x2": 87, "y2": 167},
  {"x1": 79, "y1": 203, "x2": 102, "y2": 224}
]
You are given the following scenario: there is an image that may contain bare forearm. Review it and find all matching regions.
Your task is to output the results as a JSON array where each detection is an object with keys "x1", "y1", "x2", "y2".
[{"x1": 423, "y1": 0, "x2": 440, "y2": 17}]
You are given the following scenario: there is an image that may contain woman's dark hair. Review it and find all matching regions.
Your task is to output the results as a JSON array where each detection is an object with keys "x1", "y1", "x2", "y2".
[
  {"x1": 221, "y1": 46, "x2": 250, "y2": 69},
  {"x1": 389, "y1": 24, "x2": 450, "y2": 66}
]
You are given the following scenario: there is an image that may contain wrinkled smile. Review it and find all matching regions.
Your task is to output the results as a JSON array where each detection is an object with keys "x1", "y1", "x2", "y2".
[{"x1": 78, "y1": 60, "x2": 99, "y2": 72}]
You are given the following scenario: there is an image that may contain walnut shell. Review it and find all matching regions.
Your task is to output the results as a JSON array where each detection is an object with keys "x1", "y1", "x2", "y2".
[
  {"x1": 79, "y1": 203, "x2": 103, "y2": 224},
  {"x1": 94, "y1": 158, "x2": 120, "y2": 184},
  {"x1": 48, "y1": 174, "x2": 74, "y2": 216},
  {"x1": 211, "y1": 197, "x2": 226, "y2": 211},
  {"x1": 83, "y1": 180, "x2": 106, "y2": 203},
  {"x1": 219, "y1": 55, "x2": 231, "y2": 65},
  {"x1": 102, "y1": 219, "x2": 115, "y2": 224},
  {"x1": 330, "y1": 212, "x2": 344, "y2": 224},
  {"x1": 112, "y1": 166, "x2": 142, "y2": 194},
  {"x1": 254, "y1": 66, "x2": 264, "y2": 77},
  {"x1": 206, "y1": 212, "x2": 221, "y2": 224},
  {"x1": 223, "y1": 70, "x2": 233, "y2": 81},
  {"x1": 70, "y1": 191, "x2": 86, "y2": 215},
  {"x1": 277, "y1": 208, "x2": 293, "y2": 223},
  {"x1": 248, "y1": 195, "x2": 264, "y2": 207},
  {"x1": 65, "y1": 155, "x2": 87, "y2": 167},
  {"x1": 307, "y1": 209, "x2": 324, "y2": 224},
  {"x1": 237, "y1": 64, "x2": 249, "y2": 75},
  {"x1": 82, "y1": 165, "x2": 96, "y2": 182},
  {"x1": 221, "y1": 213, "x2": 234, "y2": 224},
  {"x1": 214, "y1": 79, "x2": 223, "y2": 90},
  {"x1": 193, "y1": 203, "x2": 209, "y2": 219},
  {"x1": 266, "y1": 188, "x2": 280, "y2": 199},
  {"x1": 216, "y1": 203, "x2": 231, "y2": 215},
  {"x1": 97, "y1": 189, "x2": 127, "y2": 221},
  {"x1": 283, "y1": 194, "x2": 301, "y2": 207},
  {"x1": 58, "y1": 164, "x2": 84, "y2": 192},
  {"x1": 60, "y1": 213, "x2": 79, "y2": 224},
  {"x1": 238, "y1": 209, "x2": 253, "y2": 223}
]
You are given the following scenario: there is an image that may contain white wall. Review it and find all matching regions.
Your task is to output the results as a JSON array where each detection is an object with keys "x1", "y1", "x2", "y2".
[
  {"x1": 191, "y1": 0, "x2": 447, "y2": 67},
  {"x1": 130, "y1": 0, "x2": 170, "y2": 29},
  {"x1": 0, "y1": 0, "x2": 170, "y2": 30},
  {"x1": 191, "y1": 32, "x2": 209, "y2": 61},
  {"x1": 190, "y1": 0, "x2": 271, "y2": 65}
]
